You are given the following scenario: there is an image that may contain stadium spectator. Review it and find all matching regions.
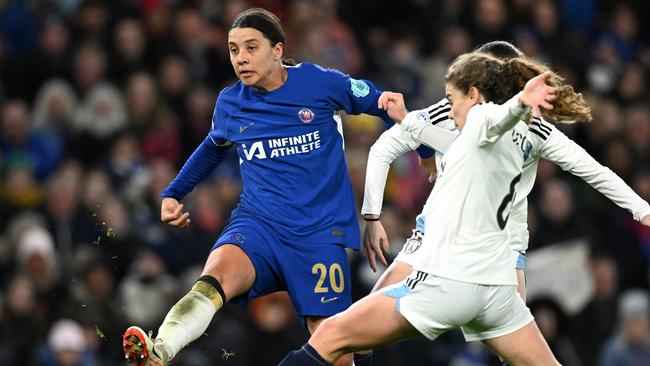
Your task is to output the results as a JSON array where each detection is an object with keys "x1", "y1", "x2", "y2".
[{"x1": 600, "y1": 289, "x2": 650, "y2": 366}]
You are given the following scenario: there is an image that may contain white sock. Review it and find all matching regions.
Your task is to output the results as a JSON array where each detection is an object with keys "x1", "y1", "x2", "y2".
[{"x1": 155, "y1": 290, "x2": 218, "y2": 360}]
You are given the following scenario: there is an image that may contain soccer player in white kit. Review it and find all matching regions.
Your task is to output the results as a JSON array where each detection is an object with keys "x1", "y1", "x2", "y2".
[
  {"x1": 278, "y1": 52, "x2": 590, "y2": 366},
  {"x1": 362, "y1": 42, "x2": 650, "y2": 303}
]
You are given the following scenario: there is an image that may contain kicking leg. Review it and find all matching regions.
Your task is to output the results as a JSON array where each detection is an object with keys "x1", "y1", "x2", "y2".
[
  {"x1": 306, "y1": 317, "x2": 353, "y2": 366},
  {"x1": 345, "y1": 260, "x2": 414, "y2": 365},
  {"x1": 280, "y1": 291, "x2": 420, "y2": 365},
  {"x1": 123, "y1": 244, "x2": 255, "y2": 365}
]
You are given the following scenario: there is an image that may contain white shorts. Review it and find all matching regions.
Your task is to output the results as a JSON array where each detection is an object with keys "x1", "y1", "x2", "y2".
[
  {"x1": 382, "y1": 271, "x2": 533, "y2": 342},
  {"x1": 393, "y1": 229, "x2": 423, "y2": 267}
]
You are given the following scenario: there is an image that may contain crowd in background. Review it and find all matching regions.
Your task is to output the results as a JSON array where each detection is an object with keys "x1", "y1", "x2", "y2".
[{"x1": 0, "y1": 0, "x2": 649, "y2": 365}]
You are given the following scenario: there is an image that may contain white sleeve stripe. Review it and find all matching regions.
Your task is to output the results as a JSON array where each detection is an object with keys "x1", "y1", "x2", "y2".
[
  {"x1": 529, "y1": 128, "x2": 549, "y2": 141},
  {"x1": 426, "y1": 101, "x2": 451, "y2": 115},
  {"x1": 539, "y1": 121, "x2": 552, "y2": 133},
  {"x1": 531, "y1": 117, "x2": 552, "y2": 134},
  {"x1": 429, "y1": 105, "x2": 451, "y2": 120},
  {"x1": 539, "y1": 117, "x2": 554, "y2": 129},
  {"x1": 431, "y1": 113, "x2": 451, "y2": 125},
  {"x1": 531, "y1": 121, "x2": 551, "y2": 136}
]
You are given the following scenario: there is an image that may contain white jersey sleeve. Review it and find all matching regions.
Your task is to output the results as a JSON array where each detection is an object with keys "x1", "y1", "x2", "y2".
[
  {"x1": 361, "y1": 99, "x2": 457, "y2": 215},
  {"x1": 399, "y1": 112, "x2": 457, "y2": 152},
  {"x1": 537, "y1": 120, "x2": 650, "y2": 221},
  {"x1": 473, "y1": 94, "x2": 531, "y2": 146},
  {"x1": 361, "y1": 124, "x2": 421, "y2": 215}
]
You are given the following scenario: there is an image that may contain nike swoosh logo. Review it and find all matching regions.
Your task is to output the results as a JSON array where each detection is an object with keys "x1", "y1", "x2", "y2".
[
  {"x1": 320, "y1": 296, "x2": 339, "y2": 304},
  {"x1": 239, "y1": 122, "x2": 255, "y2": 133}
]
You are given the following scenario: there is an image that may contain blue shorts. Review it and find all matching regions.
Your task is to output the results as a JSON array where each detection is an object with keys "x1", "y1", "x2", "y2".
[
  {"x1": 515, "y1": 252, "x2": 527, "y2": 270},
  {"x1": 213, "y1": 211, "x2": 352, "y2": 320}
]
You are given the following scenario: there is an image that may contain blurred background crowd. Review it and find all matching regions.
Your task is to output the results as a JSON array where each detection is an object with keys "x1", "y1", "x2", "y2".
[{"x1": 0, "y1": 0, "x2": 649, "y2": 365}]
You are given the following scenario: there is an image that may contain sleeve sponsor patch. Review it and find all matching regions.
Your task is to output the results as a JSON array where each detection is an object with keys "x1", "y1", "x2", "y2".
[
  {"x1": 350, "y1": 78, "x2": 370, "y2": 97},
  {"x1": 416, "y1": 111, "x2": 430, "y2": 124}
]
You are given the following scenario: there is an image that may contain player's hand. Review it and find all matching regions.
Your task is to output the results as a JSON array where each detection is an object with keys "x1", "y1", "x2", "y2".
[
  {"x1": 641, "y1": 215, "x2": 650, "y2": 227},
  {"x1": 419, "y1": 156, "x2": 437, "y2": 183},
  {"x1": 519, "y1": 71, "x2": 557, "y2": 116},
  {"x1": 362, "y1": 218, "x2": 389, "y2": 272},
  {"x1": 378, "y1": 91, "x2": 407, "y2": 123},
  {"x1": 161, "y1": 197, "x2": 191, "y2": 229}
]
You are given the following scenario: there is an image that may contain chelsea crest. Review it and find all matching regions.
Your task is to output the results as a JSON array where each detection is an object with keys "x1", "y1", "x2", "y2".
[{"x1": 298, "y1": 108, "x2": 315, "y2": 123}]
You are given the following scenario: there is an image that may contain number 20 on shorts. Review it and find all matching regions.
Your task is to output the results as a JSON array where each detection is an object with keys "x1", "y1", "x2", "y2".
[{"x1": 312, "y1": 263, "x2": 345, "y2": 293}]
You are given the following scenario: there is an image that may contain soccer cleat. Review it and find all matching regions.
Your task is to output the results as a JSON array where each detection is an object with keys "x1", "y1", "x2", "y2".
[{"x1": 122, "y1": 326, "x2": 167, "y2": 366}]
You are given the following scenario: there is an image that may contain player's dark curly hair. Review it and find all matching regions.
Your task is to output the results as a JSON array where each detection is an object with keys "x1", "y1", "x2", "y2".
[
  {"x1": 231, "y1": 8, "x2": 297, "y2": 66},
  {"x1": 474, "y1": 40, "x2": 523, "y2": 60},
  {"x1": 445, "y1": 53, "x2": 592, "y2": 123}
]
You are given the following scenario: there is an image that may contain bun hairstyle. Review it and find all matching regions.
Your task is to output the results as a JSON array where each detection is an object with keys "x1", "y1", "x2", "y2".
[{"x1": 446, "y1": 53, "x2": 592, "y2": 124}]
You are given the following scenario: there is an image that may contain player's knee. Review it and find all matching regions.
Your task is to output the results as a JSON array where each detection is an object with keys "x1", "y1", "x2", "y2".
[
  {"x1": 192, "y1": 275, "x2": 226, "y2": 306},
  {"x1": 312, "y1": 315, "x2": 355, "y2": 354},
  {"x1": 203, "y1": 245, "x2": 256, "y2": 296}
]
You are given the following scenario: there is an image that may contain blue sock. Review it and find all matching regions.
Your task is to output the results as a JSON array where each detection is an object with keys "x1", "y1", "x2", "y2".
[
  {"x1": 278, "y1": 343, "x2": 330, "y2": 366},
  {"x1": 354, "y1": 352, "x2": 373, "y2": 366}
]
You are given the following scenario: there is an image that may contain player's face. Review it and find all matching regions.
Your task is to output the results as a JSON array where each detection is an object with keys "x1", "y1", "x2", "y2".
[
  {"x1": 228, "y1": 27, "x2": 283, "y2": 91},
  {"x1": 446, "y1": 83, "x2": 481, "y2": 130}
]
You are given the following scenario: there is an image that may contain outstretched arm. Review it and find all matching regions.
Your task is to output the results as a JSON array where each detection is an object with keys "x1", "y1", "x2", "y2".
[
  {"x1": 540, "y1": 123, "x2": 650, "y2": 224},
  {"x1": 378, "y1": 91, "x2": 458, "y2": 152}
]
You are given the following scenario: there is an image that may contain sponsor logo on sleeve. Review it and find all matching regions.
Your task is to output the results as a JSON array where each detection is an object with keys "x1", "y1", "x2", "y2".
[
  {"x1": 350, "y1": 78, "x2": 370, "y2": 98},
  {"x1": 416, "y1": 111, "x2": 430, "y2": 123}
]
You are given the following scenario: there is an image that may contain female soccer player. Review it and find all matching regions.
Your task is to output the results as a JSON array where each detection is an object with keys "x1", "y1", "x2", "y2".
[
  {"x1": 363, "y1": 41, "x2": 650, "y2": 304},
  {"x1": 277, "y1": 52, "x2": 591, "y2": 366},
  {"x1": 121, "y1": 8, "x2": 432, "y2": 366}
]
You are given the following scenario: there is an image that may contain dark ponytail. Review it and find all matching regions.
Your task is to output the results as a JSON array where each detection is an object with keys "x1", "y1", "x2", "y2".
[
  {"x1": 474, "y1": 40, "x2": 524, "y2": 60},
  {"x1": 231, "y1": 8, "x2": 296, "y2": 66}
]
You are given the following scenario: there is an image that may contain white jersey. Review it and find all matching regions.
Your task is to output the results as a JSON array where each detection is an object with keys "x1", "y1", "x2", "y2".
[
  {"x1": 508, "y1": 116, "x2": 650, "y2": 252},
  {"x1": 363, "y1": 100, "x2": 650, "y2": 255},
  {"x1": 412, "y1": 97, "x2": 530, "y2": 285}
]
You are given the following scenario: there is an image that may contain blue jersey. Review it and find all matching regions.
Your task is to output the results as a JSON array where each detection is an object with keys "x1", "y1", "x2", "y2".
[{"x1": 163, "y1": 62, "x2": 432, "y2": 249}]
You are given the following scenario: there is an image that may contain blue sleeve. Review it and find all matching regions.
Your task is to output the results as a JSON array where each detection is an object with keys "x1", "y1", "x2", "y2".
[
  {"x1": 161, "y1": 137, "x2": 228, "y2": 200},
  {"x1": 326, "y1": 69, "x2": 435, "y2": 158},
  {"x1": 327, "y1": 70, "x2": 393, "y2": 127}
]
